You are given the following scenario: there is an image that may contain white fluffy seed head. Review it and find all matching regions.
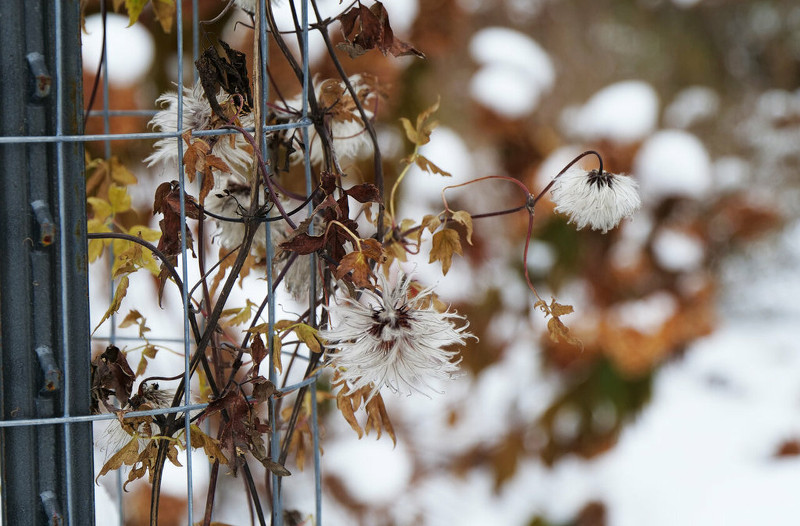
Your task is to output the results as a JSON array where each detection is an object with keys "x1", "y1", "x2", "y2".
[
  {"x1": 145, "y1": 80, "x2": 254, "y2": 184},
  {"x1": 550, "y1": 168, "x2": 641, "y2": 233},
  {"x1": 319, "y1": 272, "x2": 474, "y2": 400},
  {"x1": 280, "y1": 74, "x2": 377, "y2": 168}
]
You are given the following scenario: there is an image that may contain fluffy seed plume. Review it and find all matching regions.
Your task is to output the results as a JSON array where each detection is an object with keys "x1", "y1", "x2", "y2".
[
  {"x1": 319, "y1": 272, "x2": 473, "y2": 400},
  {"x1": 550, "y1": 168, "x2": 641, "y2": 233}
]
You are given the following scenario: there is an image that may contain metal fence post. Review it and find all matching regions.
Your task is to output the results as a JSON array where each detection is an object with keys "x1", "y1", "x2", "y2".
[{"x1": 0, "y1": 1, "x2": 95, "y2": 524}]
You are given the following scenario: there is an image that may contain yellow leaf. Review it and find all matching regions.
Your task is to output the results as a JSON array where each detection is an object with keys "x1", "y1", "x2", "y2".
[
  {"x1": 246, "y1": 323, "x2": 270, "y2": 335},
  {"x1": 222, "y1": 299, "x2": 257, "y2": 327},
  {"x1": 124, "y1": 0, "x2": 147, "y2": 26},
  {"x1": 450, "y1": 210, "x2": 474, "y2": 245},
  {"x1": 415, "y1": 98, "x2": 440, "y2": 145},
  {"x1": 87, "y1": 219, "x2": 112, "y2": 263},
  {"x1": 109, "y1": 157, "x2": 138, "y2": 186},
  {"x1": 108, "y1": 184, "x2": 131, "y2": 214},
  {"x1": 87, "y1": 197, "x2": 113, "y2": 223},
  {"x1": 399, "y1": 117, "x2": 419, "y2": 145},
  {"x1": 274, "y1": 319, "x2": 295, "y2": 332},
  {"x1": 189, "y1": 425, "x2": 229, "y2": 465},
  {"x1": 112, "y1": 243, "x2": 138, "y2": 278},
  {"x1": 429, "y1": 228, "x2": 462, "y2": 275},
  {"x1": 151, "y1": 0, "x2": 176, "y2": 33},
  {"x1": 417, "y1": 98, "x2": 440, "y2": 130},
  {"x1": 93, "y1": 275, "x2": 130, "y2": 334},
  {"x1": 293, "y1": 324, "x2": 322, "y2": 354},
  {"x1": 135, "y1": 344, "x2": 158, "y2": 376},
  {"x1": 272, "y1": 336, "x2": 283, "y2": 374},
  {"x1": 128, "y1": 225, "x2": 161, "y2": 243}
]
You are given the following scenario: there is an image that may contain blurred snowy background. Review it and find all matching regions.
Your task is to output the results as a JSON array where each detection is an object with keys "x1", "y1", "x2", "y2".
[{"x1": 81, "y1": 0, "x2": 800, "y2": 524}]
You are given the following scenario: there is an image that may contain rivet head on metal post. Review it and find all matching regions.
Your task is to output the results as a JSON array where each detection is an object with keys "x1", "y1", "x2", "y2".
[
  {"x1": 35, "y1": 345, "x2": 62, "y2": 392},
  {"x1": 31, "y1": 200, "x2": 56, "y2": 246},
  {"x1": 39, "y1": 490, "x2": 64, "y2": 526},
  {"x1": 26, "y1": 52, "x2": 52, "y2": 101}
]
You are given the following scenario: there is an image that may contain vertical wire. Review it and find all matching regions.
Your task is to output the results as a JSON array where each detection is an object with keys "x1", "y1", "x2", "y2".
[
  {"x1": 310, "y1": 371, "x2": 322, "y2": 526},
  {"x1": 97, "y1": 2, "x2": 125, "y2": 521},
  {"x1": 175, "y1": 2, "x2": 196, "y2": 522},
  {"x1": 298, "y1": 0, "x2": 322, "y2": 522},
  {"x1": 257, "y1": 1, "x2": 282, "y2": 523},
  {"x1": 52, "y1": 1, "x2": 77, "y2": 524}
]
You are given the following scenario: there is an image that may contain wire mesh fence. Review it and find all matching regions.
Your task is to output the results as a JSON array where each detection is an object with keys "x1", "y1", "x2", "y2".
[{"x1": 0, "y1": 1, "x2": 321, "y2": 524}]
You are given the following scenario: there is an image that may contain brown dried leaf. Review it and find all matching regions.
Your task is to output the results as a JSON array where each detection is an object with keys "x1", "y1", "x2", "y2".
[
  {"x1": 251, "y1": 377, "x2": 276, "y2": 404},
  {"x1": 535, "y1": 298, "x2": 582, "y2": 348},
  {"x1": 336, "y1": 385, "x2": 364, "y2": 439},
  {"x1": 249, "y1": 334, "x2": 268, "y2": 378},
  {"x1": 415, "y1": 154, "x2": 450, "y2": 177},
  {"x1": 429, "y1": 228, "x2": 462, "y2": 275},
  {"x1": 344, "y1": 183, "x2": 382, "y2": 204},
  {"x1": 336, "y1": 1, "x2": 424, "y2": 59},
  {"x1": 91, "y1": 344, "x2": 136, "y2": 408},
  {"x1": 95, "y1": 434, "x2": 140, "y2": 482},
  {"x1": 151, "y1": 0, "x2": 175, "y2": 33},
  {"x1": 364, "y1": 392, "x2": 396, "y2": 446},
  {"x1": 450, "y1": 210, "x2": 474, "y2": 245},
  {"x1": 279, "y1": 233, "x2": 326, "y2": 255},
  {"x1": 335, "y1": 250, "x2": 374, "y2": 288}
]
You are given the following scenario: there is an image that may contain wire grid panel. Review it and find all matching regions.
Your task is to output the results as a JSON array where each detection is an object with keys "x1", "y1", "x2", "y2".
[{"x1": 1, "y1": 0, "x2": 320, "y2": 525}]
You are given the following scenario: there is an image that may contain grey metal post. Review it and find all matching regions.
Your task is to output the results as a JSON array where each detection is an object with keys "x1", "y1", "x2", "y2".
[{"x1": 0, "y1": 1, "x2": 95, "y2": 525}]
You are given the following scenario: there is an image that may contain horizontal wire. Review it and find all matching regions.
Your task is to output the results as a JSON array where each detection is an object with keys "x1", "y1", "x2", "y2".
[
  {"x1": 87, "y1": 109, "x2": 159, "y2": 117},
  {"x1": 0, "y1": 371, "x2": 321, "y2": 429},
  {"x1": 0, "y1": 119, "x2": 311, "y2": 144}
]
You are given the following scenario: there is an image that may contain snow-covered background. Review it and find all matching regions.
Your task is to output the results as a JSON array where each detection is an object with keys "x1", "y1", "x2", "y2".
[{"x1": 77, "y1": 0, "x2": 800, "y2": 524}]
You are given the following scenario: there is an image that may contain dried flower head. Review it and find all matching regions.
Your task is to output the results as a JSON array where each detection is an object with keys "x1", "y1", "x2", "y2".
[
  {"x1": 146, "y1": 80, "x2": 254, "y2": 183},
  {"x1": 550, "y1": 168, "x2": 641, "y2": 233},
  {"x1": 319, "y1": 271, "x2": 473, "y2": 399},
  {"x1": 281, "y1": 74, "x2": 378, "y2": 167},
  {"x1": 97, "y1": 382, "x2": 173, "y2": 459}
]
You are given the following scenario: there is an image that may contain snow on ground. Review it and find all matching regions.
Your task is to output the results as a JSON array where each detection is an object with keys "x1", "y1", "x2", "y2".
[
  {"x1": 634, "y1": 129, "x2": 713, "y2": 202},
  {"x1": 664, "y1": 86, "x2": 720, "y2": 129},
  {"x1": 469, "y1": 27, "x2": 555, "y2": 118},
  {"x1": 82, "y1": 13, "x2": 155, "y2": 86},
  {"x1": 329, "y1": 218, "x2": 800, "y2": 526},
  {"x1": 561, "y1": 81, "x2": 659, "y2": 143}
]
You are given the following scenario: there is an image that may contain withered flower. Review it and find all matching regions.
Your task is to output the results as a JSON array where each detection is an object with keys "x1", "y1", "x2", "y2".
[{"x1": 320, "y1": 271, "x2": 473, "y2": 400}]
